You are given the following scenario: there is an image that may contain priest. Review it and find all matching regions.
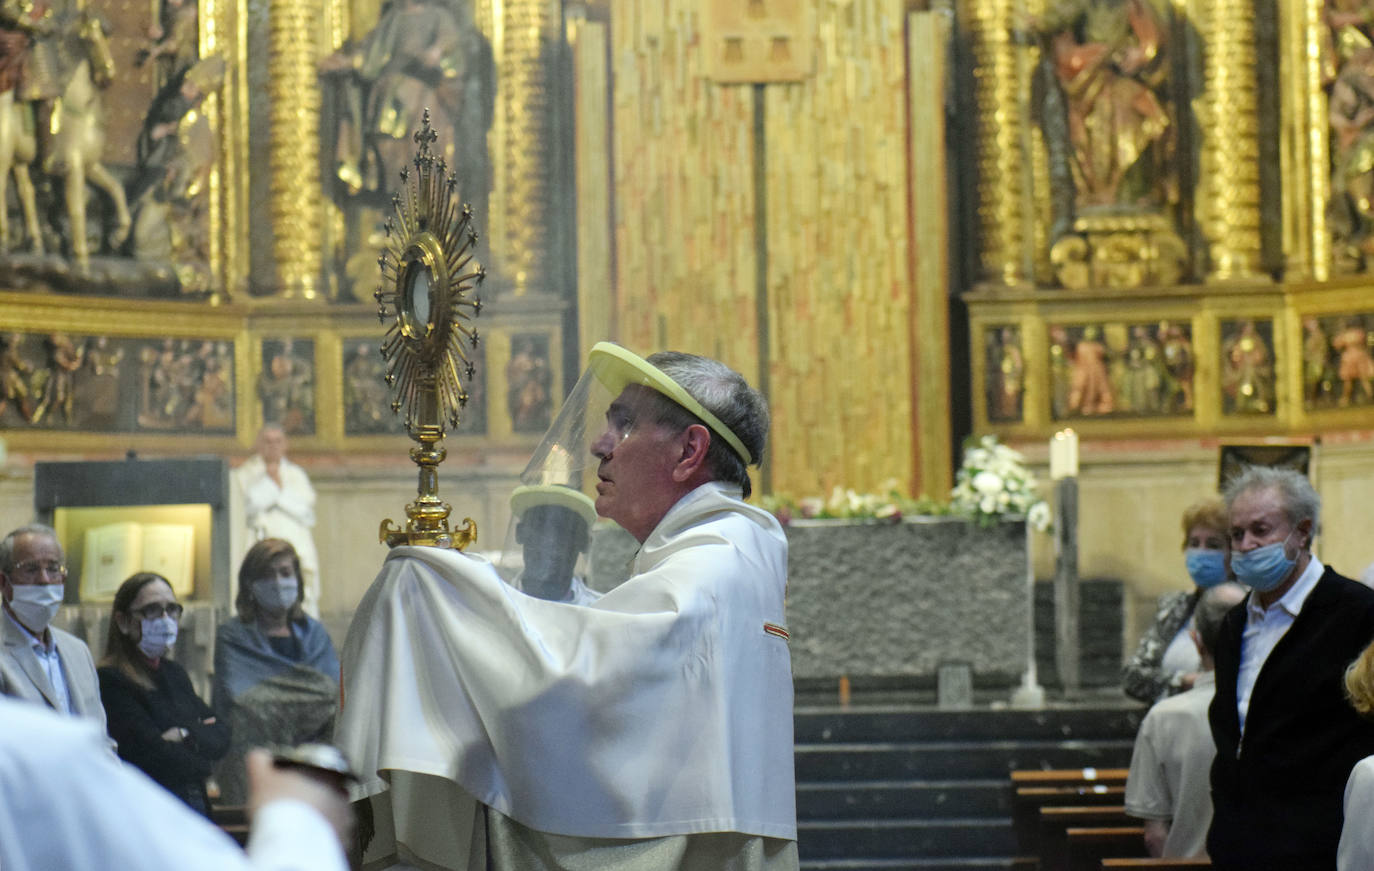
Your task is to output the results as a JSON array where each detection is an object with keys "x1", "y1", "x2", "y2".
[{"x1": 336, "y1": 343, "x2": 797, "y2": 870}]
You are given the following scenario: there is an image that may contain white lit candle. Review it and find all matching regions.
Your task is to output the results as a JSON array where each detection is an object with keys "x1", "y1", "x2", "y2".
[{"x1": 1050, "y1": 429, "x2": 1079, "y2": 480}]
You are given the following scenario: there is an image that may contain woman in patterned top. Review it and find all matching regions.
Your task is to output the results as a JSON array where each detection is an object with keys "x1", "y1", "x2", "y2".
[{"x1": 1122, "y1": 498, "x2": 1233, "y2": 703}]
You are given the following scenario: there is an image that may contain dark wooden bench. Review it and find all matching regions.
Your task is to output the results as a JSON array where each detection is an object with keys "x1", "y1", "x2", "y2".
[
  {"x1": 1013, "y1": 784, "x2": 1127, "y2": 856},
  {"x1": 211, "y1": 805, "x2": 249, "y2": 847},
  {"x1": 1100, "y1": 859, "x2": 1211, "y2": 869},
  {"x1": 1011, "y1": 768, "x2": 1130, "y2": 789},
  {"x1": 1064, "y1": 825, "x2": 1148, "y2": 871},
  {"x1": 1037, "y1": 805, "x2": 1132, "y2": 870}
]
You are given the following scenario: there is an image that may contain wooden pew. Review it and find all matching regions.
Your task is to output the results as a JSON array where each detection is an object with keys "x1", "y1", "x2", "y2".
[
  {"x1": 1064, "y1": 825, "x2": 1148, "y2": 871},
  {"x1": 1013, "y1": 784, "x2": 1126, "y2": 856},
  {"x1": 211, "y1": 805, "x2": 249, "y2": 848},
  {"x1": 1037, "y1": 806, "x2": 1132, "y2": 870},
  {"x1": 1100, "y1": 860, "x2": 1211, "y2": 869},
  {"x1": 1012, "y1": 768, "x2": 1130, "y2": 790}
]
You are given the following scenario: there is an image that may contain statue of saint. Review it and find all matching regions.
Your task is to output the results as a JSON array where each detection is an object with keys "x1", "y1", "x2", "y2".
[
  {"x1": 1035, "y1": 0, "x2": 1175, "y2": 212},
  {"x1": 320, "y1": 0, "x2": 493, "y2": 208},
  {"x1": 1334, "y1": 318, "x2": 1374, "y2": 405},
  {"x1": 1068, "y1": 325, "x2": 1116, "y2": 415},
  {"x1": 1222, "y1": 320, "x2": 1274, "y2": 414}
]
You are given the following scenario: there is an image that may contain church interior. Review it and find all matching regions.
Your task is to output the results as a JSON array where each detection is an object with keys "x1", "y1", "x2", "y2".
[{"x1": 4, "y1": 0, "x2": 1374, "y2": 865}]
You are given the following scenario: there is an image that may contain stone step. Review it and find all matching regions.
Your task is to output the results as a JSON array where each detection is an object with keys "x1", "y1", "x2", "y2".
[
  {"x1": 794, "y1": 706, "x2": 1143, "y2": 745},
  {"x1": 797, "y1": 779, "x2": 1010, "y2": 821},
  {"x1": 797, "y1": 817, "x2": 1017, "y2": 860},
  {"x1": 795, "y1": 739, "x2": 1136, "y2": 782},
  {"x1": 800, "y1": 860, "x2": 1033, "y2": 871}
]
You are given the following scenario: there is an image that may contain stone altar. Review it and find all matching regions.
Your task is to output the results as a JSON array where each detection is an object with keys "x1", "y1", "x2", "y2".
[{"x1": 590, "y1": 515, "x2": 1032, "y2": 689}]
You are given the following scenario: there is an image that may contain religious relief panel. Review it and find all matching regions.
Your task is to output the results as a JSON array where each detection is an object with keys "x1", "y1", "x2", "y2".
[
  {"x1": 984, "y1": 325, "x2": 1025, "y2": 423},
  {"x1": 343, "y1": 336, "x2": 486, "y2": 437},
  {"x1": 1219, "y1": 319, "x2": 1277, "y2": 416},
  {"x1": 1303, "y1": 313, "x2": 1374, "y2": 409},
  {"x1": 0, "y1": 0, "x2": 231, "y2": 296},
  {"x1": 1048, "y1": 321, "x2": 1194, "y2": 420},
  {"x1": 0, "y1": 331, "x2": 233, "y2": 432},
  {"x1": 505, "y1": 333, "x2": 552, "y2": 435},
  {"x1": 1326, "y1": 0, "x2": 1374, "y2": 272},
  {"x1": 257, "y1": 338, "x2": 315, "y2": 435}
]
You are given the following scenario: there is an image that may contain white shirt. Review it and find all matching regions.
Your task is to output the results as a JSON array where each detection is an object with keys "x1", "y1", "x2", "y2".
[
  {"x1": 1339, "y1": 755, "x2": 1374, "y2": 870},
  {"x1": 1125, "y1": 671, "x2": 1217, "y2": 858},
  {"x1": 5, "y1": 609, "x2": 71, "y2": 714},
  {"x1": 0, "y1": 695, "x2": 348, "y2": 871},
  {"x1": 1238, "y1": 556, "x2": 1324, "y2": 734}
]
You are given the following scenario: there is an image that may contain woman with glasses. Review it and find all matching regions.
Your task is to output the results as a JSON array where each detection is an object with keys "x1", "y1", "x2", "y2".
[
  {"x1": 212, "y1": 538, "x2": 339, "y2": 806},
  {"x1": 98, "y1": 572, "x2": 229, "y2": 817}
]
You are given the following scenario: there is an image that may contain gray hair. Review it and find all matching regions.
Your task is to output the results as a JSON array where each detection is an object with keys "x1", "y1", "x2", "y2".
[
  {"x1": 645, "y1": 351, "x2": 769, "y2": 498},
  {"x1": 1223, "y1": 465, "x2": 1321, "y2": 538},
  {"x1": 1194, "y1": 582, "x2": 1247, "y2": 657},
  {"x1": 0, "y1": 524, "x2": 62, "y2": 572}
]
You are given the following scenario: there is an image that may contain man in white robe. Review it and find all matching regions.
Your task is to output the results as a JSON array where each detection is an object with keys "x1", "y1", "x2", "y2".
[
  {"x1": 337, "y1": 344, "x2": 798, "y2": 870},
  {"x1": 231, "y1": 424, "x2": 321, "y2": 617}
]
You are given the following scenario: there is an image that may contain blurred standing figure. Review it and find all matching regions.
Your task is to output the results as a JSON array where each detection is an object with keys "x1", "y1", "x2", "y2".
[{"x1": 231, "y1": 424, "x2": 320, "y2": 617}]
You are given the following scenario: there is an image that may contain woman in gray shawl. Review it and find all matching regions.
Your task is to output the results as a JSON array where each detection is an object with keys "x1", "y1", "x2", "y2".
[{"x1": 212, "y1": 538, "x2": 339, "y2": 805}]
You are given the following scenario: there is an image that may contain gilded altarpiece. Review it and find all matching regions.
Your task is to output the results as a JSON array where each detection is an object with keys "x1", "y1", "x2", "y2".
[
  {"x1": 0, "y1": 0, "x2": 578, "y2": 460},
  {"x1": 964, "y1": 0, "x2": 1374, "y2": 439},
  {"x1": 604, "y1": 0, "x2": 947, "y2": 500}
]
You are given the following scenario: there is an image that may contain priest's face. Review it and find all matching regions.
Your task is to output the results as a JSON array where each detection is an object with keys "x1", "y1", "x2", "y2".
[{"x1": 590, "y1": 386, "x2": 686, "y2": 542}]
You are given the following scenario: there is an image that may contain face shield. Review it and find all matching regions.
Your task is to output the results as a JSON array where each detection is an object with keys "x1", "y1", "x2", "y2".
[{"x1": 495, "y1": 342, "x2": 753, "y2": 595}]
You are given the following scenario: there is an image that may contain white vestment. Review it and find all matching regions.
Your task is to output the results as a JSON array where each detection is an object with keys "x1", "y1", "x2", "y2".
[
  {"x1": 230, "y1": 454, "x2": 321, "y2": 617},
  {"x1": 0, "y1": 695, "x2": 348, "y2": 871},
  {"x1": 337, "y1": 482, "x2": 797, "y2": 869}
]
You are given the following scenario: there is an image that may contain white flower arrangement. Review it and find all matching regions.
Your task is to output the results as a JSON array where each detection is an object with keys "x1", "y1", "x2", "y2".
[{"x1": 950, "y1": 434, "x2": 1051, "y2": 531}]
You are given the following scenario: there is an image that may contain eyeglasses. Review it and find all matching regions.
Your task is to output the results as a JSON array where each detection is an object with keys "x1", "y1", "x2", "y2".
[
  {"x1": 10, "y1": 561, "x2": 67, "y2": 580},
  {"x1": 130, "y1": 603, "x2": 183, "y2": 621}
]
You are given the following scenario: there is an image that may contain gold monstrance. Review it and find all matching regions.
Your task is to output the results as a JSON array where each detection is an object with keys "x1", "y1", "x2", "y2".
[{"x1": 375, "y1": 112, "x2": 484, "y2": 550}]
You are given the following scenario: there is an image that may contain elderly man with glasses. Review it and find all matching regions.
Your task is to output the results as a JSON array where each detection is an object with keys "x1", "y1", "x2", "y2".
[{"x1": 0, "y1": 524, "x2": 105, "y2": 729}]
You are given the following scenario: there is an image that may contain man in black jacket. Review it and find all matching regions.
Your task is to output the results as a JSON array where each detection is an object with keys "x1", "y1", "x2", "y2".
[{"x1": 1208, "y1": 465, "x2": 1374, "y2": 869}]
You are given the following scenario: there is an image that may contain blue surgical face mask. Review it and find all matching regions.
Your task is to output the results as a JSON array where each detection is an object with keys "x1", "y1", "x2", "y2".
[
  {"x1": 1231, "y1": 532, "x2": 1299, "y2": 593},
  {"x1": 252, "y1": 576, "x2": 298, "y2": 612},
  {"x1": 137, "y1": 615, "x2": 178, "y2": 660},
  {"x1": 1184, "y1": 548, "x2": 1228, "y2": 588}
]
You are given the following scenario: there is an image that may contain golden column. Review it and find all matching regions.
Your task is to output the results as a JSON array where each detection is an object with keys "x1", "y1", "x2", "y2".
[
  {"x1": 267, "y1": 0, "x2": 324, "y2": 298},
  {"x1": 488, "y1": 0, "x2": 562, "y2": 296},
  {"x1": 1194, "y1": 0, "x2": 1264, "y2": 281},
  {"x1": 962, "y1": 0, "x2": 1032, "y2": 287},
  {"x1": 1279, "y1": 0, "x2": 1330, "y2": 280}
]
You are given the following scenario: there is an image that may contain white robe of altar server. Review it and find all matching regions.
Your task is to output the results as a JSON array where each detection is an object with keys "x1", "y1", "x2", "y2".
[
  {"x1": 336, "y1": 482, "x2": 797, "y2": 869},
  {"x1": 230, "y1": 454, "x2": 321, "y2": 616}
]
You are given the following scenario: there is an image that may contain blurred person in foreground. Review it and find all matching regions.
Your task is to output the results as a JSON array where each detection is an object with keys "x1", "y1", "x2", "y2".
[
  {"x1": 1122, "y1": 497, "x2": 1232, "y2": 704},
  {"x1": 0, "y1": 694, "x2": 350, "y2": 871},
  {"x1": 337, "y1": 343, "x2": 797, "y2": 869},
  {"x1": 1126, "y1": 581, "x2": 1247, "y2": 857},
  {"x1": 1208, "y1": 465, "x2": 1374, "y2": 869}
]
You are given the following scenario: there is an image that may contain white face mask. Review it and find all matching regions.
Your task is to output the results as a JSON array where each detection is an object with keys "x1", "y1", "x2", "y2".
[
  {"x1": 252, "y1": 576, "x2": 298, "y2": 613},
  {"x1": 8, "y1": 584, "x2": 64, "y2": 634},
  {"x1": 137, "y1": 616, "x2": 179, "y2": 659}
]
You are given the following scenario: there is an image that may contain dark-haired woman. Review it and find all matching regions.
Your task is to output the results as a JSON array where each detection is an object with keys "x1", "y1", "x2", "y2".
[
  {"x1": 212, "y1": 537, "x2": 339, "y2": 805},
  {"x1": 98, "y1": 572, "x2": 229, "y2": 818}
]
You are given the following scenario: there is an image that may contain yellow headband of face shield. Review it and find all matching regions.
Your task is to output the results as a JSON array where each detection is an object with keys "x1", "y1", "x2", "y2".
[
  {"x1": 510, "y1": 484, "x2": 598, "y2": 527},
  {"x1": 587, "y1": 342, "x2": 753, "y2": 466}
]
